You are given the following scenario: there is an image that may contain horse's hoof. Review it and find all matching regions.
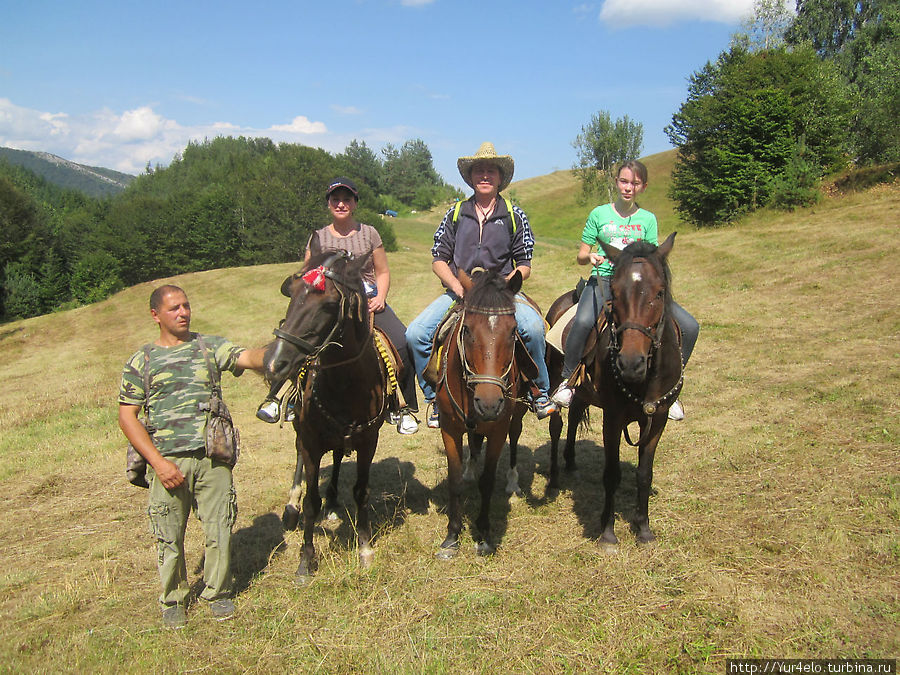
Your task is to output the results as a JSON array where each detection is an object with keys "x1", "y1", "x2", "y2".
[
  {"x1": 599, "y1": 542, "x2": 619, "y2": 556},
  {"x1": 359, "y1": 546, "x2": 375, "y2": 568},
  {"x1": 294, "y1": 558, "x2": 317, "y2": 585},
  {"x1": 635, "y1": 530, "x2": 656, "y2": 545},
  {"x1": 325, "y1": 510, "x2": 340, "y2": 522},
  {"x1": 436, "y1": 541, "x2": 459, "y2": 560},
  {"x1": 282, "y1": 505, "x2": 300, "y2": 531},
  {"x1": 506, "y1": 488, "x2": 523, "y2": 500},
  {"x1": 475, "y1": 541, "x2": 496, "y2": 557}
]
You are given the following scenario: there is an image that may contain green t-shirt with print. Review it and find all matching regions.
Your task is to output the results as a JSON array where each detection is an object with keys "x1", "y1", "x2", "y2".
[
  {"x1": 580, "y1": 203, "x2": 658, "y2": 278},
  {"x1": 118, "y1": 334, "x2": 244, "y2": 456}
]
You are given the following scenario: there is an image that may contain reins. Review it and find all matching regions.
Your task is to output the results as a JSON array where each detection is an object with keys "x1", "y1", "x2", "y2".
[{"x1": 604, "y1": 256, "x2": 684, "y2": 447}]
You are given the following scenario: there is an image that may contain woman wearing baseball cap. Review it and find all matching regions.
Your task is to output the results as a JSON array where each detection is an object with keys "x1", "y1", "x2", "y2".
[{"x1": 257, "y1": 177, "x2": 420, "y2": 434}]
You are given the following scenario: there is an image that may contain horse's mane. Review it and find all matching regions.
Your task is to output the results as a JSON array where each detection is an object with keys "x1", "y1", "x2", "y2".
[
  {"x1": 616, "y1": 240, "x2": 673, "y2": 303},
  {"x1": 465, "y1": 270, "x2": 516, "y2": 310}
]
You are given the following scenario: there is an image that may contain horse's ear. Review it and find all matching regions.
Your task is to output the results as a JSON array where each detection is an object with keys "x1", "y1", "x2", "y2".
[
  {"x1": 280, "y1": 275, "x2": 295, "y2": 297},
  {"x1": 599, "y1": 240, "x2": 621, "y2": 264},
  {"x1": 657, "y1": 232, "x2": 676, "y2": 260},
  {"x1": 458, "y1": 268, "x2": 473, "y2": 294},
  {"x1": 507, "y1": 269, "x2": 523, "y2": 295}
]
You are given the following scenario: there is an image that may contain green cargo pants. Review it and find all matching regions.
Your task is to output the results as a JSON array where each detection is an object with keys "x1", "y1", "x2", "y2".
[{"x1": 147, "y1": 449, "x2": 237, "y2": 608}]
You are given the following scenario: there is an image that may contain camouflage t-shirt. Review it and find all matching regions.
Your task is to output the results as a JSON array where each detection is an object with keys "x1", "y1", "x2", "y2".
[{"x1": 118, "y1": 333, "x2": 244, "y2": 455}]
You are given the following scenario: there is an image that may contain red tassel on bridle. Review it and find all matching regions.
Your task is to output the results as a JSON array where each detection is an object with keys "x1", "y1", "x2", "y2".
[{"x1": 302, "y1": 266, "x2": 326, "y2": 291}]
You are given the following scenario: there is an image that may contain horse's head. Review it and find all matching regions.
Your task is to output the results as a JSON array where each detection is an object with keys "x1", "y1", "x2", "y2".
[
  {"x1": 601, "y1": 232, "x2": 675, "y2": 385},
  {"x1": 456, "y1": 268, "x2": 521, "y2": 422},
  {"x1": 265, "y1": 250, "x2": 369, "y2": 383}
]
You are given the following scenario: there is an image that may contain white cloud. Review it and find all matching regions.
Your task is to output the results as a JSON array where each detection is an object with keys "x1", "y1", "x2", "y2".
[
  {"x1": 269, "y1": 115, "x2": 328, "y2": 134},
  {"x1": 599, "y1": 0, "x2": 755, "y2": 27},
  {"x1": 400, "y1": 0, "x2": 435, "y2": 6},
  {"x1": 331, "y1": 104, "x2": 363, "y2": 115},
  {"x1": 113, "y1": 106, "x2": 172, "y2": 141},
  {"x1": 0, "y1": 99, "x2": 335, "y2": 174}
]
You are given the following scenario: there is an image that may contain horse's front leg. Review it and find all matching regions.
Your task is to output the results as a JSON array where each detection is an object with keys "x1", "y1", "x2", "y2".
[
  {"x1": 295, "y1": 447, "x2": 323, "y2": 584},
  {"x1": 600, "y1": 412, "x2": 624, "y2": 548},
  {"x1": 464, "y1": 432, "x2": 483, "y2": 482},
  {"x1": 633, "y1": 419, "x2": 665, "y2": 544},
  {"x1": 437, "y1": 427, "x2": 465, "y2": 560},
  {"x1": 324, "y1": 448, "x2": 343, "y2": 521},
  {"x1": 474, "y1": 428, "x2": 507, "y2": 556},
  {"x1": 282, "y1": 433, "x2": 305, "y2": 531},
  {"x1": 353, "y1": 434, "x2": 378, "y2": 567},
  {"x1": 505, "y1": 406, "x2": 524, "y2": 498}
]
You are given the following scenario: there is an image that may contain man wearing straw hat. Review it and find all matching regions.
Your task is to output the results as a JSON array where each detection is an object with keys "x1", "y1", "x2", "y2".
[{"x1": 406, "y1": 141, "x2": 557, "y2": 428}]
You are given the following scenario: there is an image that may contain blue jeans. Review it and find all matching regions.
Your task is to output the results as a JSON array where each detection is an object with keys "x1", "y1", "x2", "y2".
[{"x1": 406, "y1": 291, "x2": 551, "y2": 402}]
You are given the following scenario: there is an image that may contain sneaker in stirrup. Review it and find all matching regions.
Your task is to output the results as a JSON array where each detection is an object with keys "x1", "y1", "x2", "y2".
[
  {"x1": 397, "y1": 409, "x2": 419, "y2": 435},
  {"x1": 256, "y1": 398, "x2": 280, "y2": 424},
  {"x1": 551, "y1": 382, "x2": 574, "y2": 407},
  {"x1": 668, "y1": 399, "x2": 685, "y2": 421},
  {"x1": 426, "y1": 401, "x2": 440, "y2": 429},
  {"x1": 533, "y1": 394, "x2": 558, "y2": 420}
]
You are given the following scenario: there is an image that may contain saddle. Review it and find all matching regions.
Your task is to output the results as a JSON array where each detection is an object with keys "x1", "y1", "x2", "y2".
[{"x1": 373, "y1": 327, "x2": 408, "y2": 408}]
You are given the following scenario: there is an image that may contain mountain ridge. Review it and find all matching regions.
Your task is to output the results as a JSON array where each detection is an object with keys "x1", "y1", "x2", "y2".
[{"x1": 0, "y1": 146, "x2": 135, "y2": 197}]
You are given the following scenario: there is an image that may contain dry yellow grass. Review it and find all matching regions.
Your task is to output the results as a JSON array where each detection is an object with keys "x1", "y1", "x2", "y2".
[{"x1": 0, "y1": 177, "x2": 897, "y2": 673}]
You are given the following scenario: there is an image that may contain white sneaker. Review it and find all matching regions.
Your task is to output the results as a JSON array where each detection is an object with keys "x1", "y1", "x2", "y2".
[
  {"x1": 397, "y1": 411, "x2": 419, "y2": 435},
  {"x1": 256, "y1": 399, "x2": 280, "y2": 423},
  {"x1": 551, "y1": 383, "x2": 574, "y2": 408},
  {"x1": 668, "y1": 399, "x2": 685, "y2": 421}
]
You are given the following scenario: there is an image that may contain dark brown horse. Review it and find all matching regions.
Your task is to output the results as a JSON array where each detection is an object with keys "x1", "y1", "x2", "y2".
[
  {"x1": 265, "y1": 250, "x2": 388, "y2": 582},
  {"x1": 432, "y1": 269, "x2": 529, "y2": 558},
  {"x1": 546, "y1": 234, "x2": 683, "y2": 546}
]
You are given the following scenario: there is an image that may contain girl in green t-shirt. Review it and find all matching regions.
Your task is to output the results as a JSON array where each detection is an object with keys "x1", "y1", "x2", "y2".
[{"x1": 550, "y1": 161, "x2": 699, "y2": 419}]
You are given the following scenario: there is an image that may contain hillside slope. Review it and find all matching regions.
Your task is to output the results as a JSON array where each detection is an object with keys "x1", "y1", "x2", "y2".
[{"x1": 0, "y1": 146, "x2": 134, "y2": 197}]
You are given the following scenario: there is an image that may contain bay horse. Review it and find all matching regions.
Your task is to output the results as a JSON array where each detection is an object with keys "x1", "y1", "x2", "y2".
[
  {"x1": 432, "y1": 269, "x2": 530, "y2": 558},
  {"x1": 546, "y1": 234, "x2": 683, "y2": 546},
  {"x1": 264, "y1": 250, "x2": 388, "y2": 582}
]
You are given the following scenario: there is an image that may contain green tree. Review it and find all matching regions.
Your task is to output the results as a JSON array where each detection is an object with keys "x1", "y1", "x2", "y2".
[
  {"x1": 787, "y1": 0, "x2": 900, "y2": 162},
  {"x1": 382, "y1": 139, "x2": 441, "y2": 206},
  {"x1": 665, "y1": 45, "x2": 852, "y2": 225},
  {"x1": 3, "y1": 261, "x2": 42, "y2": 319},
  {"x1": 37, "y1": 248, "x2": 70, "y2": 311},
  {"x1": 70, "y1": 251, "x2": 122, "y2": 304},
  {"x1": 572, "y1": 111, "x2": 644, "y2": 203},
  {"x1": 339, "y1": 140, "x2": 383, "y2": 193},
  {"x1": 736, "y1": 0, "x2": 793, "y2": 51}
]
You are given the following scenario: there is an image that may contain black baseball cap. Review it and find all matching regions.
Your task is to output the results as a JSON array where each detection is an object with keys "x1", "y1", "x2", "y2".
[{"x1": 325, "y1": 177, "x2": 359, "y2": 199}]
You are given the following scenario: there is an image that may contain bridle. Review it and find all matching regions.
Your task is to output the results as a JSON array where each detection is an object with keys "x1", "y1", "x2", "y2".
[
  {"x1": 457, "y1": 304, "x2": 517, "y2": 394},
  {"x1": 272, "y1": 251, "x2": 371, "y2": 368},
  {"x1": 440, "y1": 300, "x2": 519, "y2": 424},
  {"x1": 272, "y1": 252, "x2": 384, "y2": 451},
  {"x1": 604, "y1": 257, "x2": 684, "y2": 445}
]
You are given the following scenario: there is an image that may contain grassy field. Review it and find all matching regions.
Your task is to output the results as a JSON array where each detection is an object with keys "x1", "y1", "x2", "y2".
[{"x1": 1, "y1": 158, "x2": 897, "y2": 673}]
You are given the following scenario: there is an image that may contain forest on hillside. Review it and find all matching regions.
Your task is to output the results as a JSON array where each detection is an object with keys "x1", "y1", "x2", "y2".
[
  {"x1": 2, "y1": 0, "x2": 897, "y2": 322},
  {"x1": 0, "y1": 136, "x2": 460, "y2": 321}
]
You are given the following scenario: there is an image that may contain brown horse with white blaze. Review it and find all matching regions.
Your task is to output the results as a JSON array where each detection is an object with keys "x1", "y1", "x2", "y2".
[
  {"x1": 265, "y1": 250, "x2": 388, "y2": 582},
  {"x1": 433, "y1": 269, "x2": 529, "y2": 558},
  {"x1": 546, "y1": 234, "x2": 683, "y2": 546}
]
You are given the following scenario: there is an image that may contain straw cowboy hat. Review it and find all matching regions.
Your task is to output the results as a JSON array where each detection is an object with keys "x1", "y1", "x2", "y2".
[{"x1": 457, "y1": 142, "x2": 515, "y2": 193}]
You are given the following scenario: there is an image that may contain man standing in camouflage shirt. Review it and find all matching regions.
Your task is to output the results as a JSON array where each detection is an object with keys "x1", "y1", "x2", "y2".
[{"x1": 118, "y1": 284, "x2": 265, "y2": 629}]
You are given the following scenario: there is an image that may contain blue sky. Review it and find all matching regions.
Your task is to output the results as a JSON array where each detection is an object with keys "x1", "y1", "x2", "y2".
[{"x1": 0, "y1": 0, "x2": 754, "y2": 189}]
